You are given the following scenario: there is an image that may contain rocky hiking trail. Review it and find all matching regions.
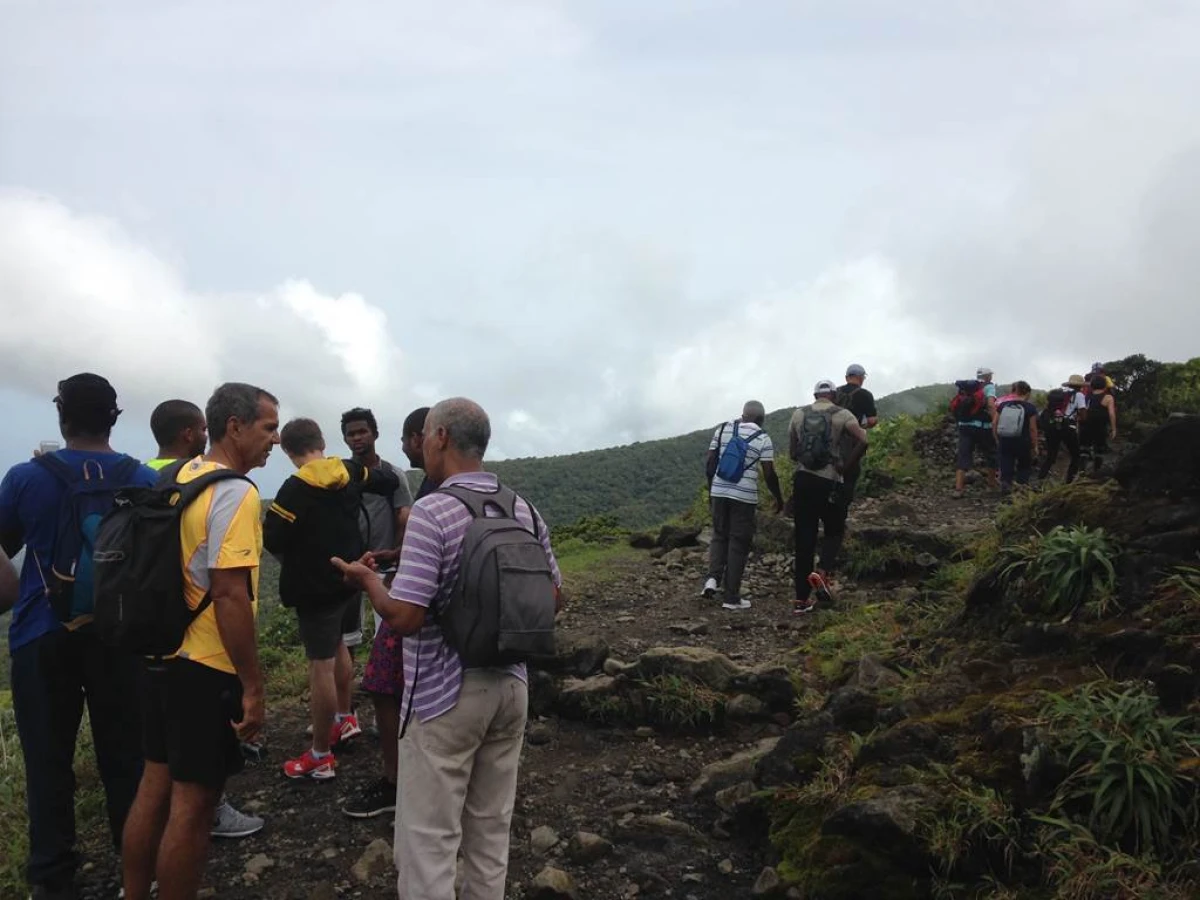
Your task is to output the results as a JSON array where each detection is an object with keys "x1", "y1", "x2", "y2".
[{"x1": 74, "y1": 477, "x2": 1003, "y2": 900}]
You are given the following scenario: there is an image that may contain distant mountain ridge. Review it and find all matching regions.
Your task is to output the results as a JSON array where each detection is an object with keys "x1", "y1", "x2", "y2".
[{"x1": 485, "y1": 383, "x2": 954, "y2": 528}]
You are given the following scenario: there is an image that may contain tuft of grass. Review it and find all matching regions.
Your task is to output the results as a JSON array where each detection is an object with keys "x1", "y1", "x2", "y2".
[
  {"x1": 995, "y1": 481, "x2": 1114, "y2": 542},
  {"x1": 1040, "y1": 681, "x2": 1200, "y2": 855},
  {"x1": 1000, "y1": 526, "x2": 1119, "y2": 619},
  {"x1": 1034, "y1": 818, "x2": 1200, "y2": 900},
  {"x1": 843, "y1": 540, "x2": 917, "y2": 580},
  {"x1": 639, "y1": 674, "x2": 724, "y2": 728},
  {"x1": 800, "y1": 603, "x2": 902, "y2": 683},
  {"x1": 916, "y1": 764, "x2": 1022, "y2": 882}
]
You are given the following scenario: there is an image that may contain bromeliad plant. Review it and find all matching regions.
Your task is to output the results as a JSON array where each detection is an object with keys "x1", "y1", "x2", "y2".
[
  {"x1": 1041, "y1": 681, "x2": 1200, "y2": 855},
  {"x1": 1000, "y1": 525, "x2": 1119, "y2": 618}
]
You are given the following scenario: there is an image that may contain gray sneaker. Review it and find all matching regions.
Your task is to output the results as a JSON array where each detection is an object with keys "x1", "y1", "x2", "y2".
[{"x1": 211, "y1": 800, "x2": 264, "y2": 838}]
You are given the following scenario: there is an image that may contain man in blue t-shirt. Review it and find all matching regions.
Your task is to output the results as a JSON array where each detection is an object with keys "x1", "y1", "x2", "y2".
[{"x1": 0, "y1": 374, "x2": 156, "y2": 899}]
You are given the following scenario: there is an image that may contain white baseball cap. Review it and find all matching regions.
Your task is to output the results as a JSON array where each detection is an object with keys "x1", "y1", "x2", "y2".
[{"x1": 814, "y1": 379, "x2": 837, "y2": 395}]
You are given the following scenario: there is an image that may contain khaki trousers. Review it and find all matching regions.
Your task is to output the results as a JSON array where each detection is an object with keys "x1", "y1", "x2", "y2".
[{"x1": 396, "y1": 670, "x2": 528, "y2": 900}]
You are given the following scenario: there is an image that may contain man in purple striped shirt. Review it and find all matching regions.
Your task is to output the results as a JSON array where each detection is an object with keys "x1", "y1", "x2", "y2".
[{"x1": 334, "y1": 397, "x2": 561, "y2": 900}]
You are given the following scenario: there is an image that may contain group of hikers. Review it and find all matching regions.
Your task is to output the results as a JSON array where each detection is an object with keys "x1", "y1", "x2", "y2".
[
  {"x1": 0, "y1": 361, "x2": 1119, "y2": 899},
  {"x1": 701, "y1": 362, "x2": 1119, "y2": 617},
  {"x1": 0, "y1": 374, "x2": 559, "y2": 900},
  {"x1": 950, "y1": 362, "x2": 1118, "y2": 497}
]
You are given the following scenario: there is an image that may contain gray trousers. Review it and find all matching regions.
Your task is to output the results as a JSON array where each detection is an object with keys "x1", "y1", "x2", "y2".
[{"x1": 707, "y1": 497, "x2": 758, "y2": 601}]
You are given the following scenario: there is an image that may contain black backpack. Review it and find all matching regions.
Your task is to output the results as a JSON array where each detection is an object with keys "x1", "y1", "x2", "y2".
[
  {"x1": 92, "y1": 461, "x2": 251, "y2": 656},
  {"x1": 794, "y1": 407, "x2": 836, "y2": 471},
  {"x1": 433, "y1": 485, "x2": 557, "y2": 668}
]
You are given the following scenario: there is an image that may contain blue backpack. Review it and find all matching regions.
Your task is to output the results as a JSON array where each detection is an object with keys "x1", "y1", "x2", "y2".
[
  {"x1": 32, "y1": 452, "x2": 144, "y2": 621},
  {"x1": 715, "y1": 420, "x2": 763, "y2": 483}
]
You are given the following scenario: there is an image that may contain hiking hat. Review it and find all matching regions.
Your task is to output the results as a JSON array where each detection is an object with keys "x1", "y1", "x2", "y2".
[
  {"x1": 1063, "y1": 374, "x2": 1087, "y2": 389},
  {"x1": 846, "y1": 363, "x2": 867, "y2": 378},
  {"x1": 976, "y1": 366, "x2": 994, "y2": 379},
  {"x1": 54, "y1": 373, "x2": 120, "y2": 419},
  {"x1": 814, "y1": 379, "x2": 837, "y2": 396}
]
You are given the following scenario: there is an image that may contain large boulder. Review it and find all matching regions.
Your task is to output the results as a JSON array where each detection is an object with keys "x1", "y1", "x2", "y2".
[
  {"x1": 531, "y1": 636, "x2": 610, "y2": 678},
  {"x1": 658, "y1": 524, "x2": 702, "y2": 550},
  {"x1": 631, "y1": 646, "x2": 745, "y2": 691},
  {"x1": 689, "y1": 737, "x2": 781, "y2": 799},
  {"x1": 822, "y1": 784, "x2": 942, "y2": 866},
  {"x1": 756, "y1": 711, "x2": 836, "y2": 788},
  {"x1": 1115, "y1": 414, "x2": 1200, "y2": 497},
  {"x1": 857, "y1": 722, "x2": 953, "y2": 770}
]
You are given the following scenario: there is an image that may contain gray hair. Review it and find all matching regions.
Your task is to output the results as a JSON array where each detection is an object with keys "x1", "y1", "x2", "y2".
[
  {"x1": 742, "y1": 400, "x2": 766, "y2": 422},
  {"x1": 205, "y1": 382, "x2": 279, "y2": 442},
  {"x1": 428, "y1": 397, "x2": 491, "y2": 460}
]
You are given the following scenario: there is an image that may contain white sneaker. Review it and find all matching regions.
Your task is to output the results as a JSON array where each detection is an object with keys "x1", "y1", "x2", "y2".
[
  {"x1": 212, "y1": 800, "x2": 265, "y2": 838},
  {"x1": 702, "y1": 577, "x2": 718, "y2": 598},
  {"x1": 721, "y1": 598, "x2": 752, "y2": 611}
]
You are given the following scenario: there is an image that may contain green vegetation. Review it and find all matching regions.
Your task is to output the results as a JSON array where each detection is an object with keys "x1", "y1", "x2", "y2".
[
  {"x1": 1041, "y1": 682, "x2": 1200, "y2": 854},
  {"x1": 918, "y1": 764, "x2": 1022, "y2": 883},
  {"x1": 1101, "y1": 354, "x2": 1200, "y2": 424},
  {"x1": 999, "y1": 526, "x2": 1119, "y2": 618}
]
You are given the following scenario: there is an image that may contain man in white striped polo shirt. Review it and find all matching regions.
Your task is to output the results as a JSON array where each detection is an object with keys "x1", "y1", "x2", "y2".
[
  {"x1": 703, "y1": 400, "x2": 784, "y2": 611},
  {"x1": 334, "y1": 397, "x2": 561, "y2": 900}
]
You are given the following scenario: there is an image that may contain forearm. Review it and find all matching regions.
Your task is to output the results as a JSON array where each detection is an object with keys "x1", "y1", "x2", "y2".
[
  {"x1": 763, "y1": 469, "x2": 783, "y2": 504},
  {"x1": 214, "y1": 591, "x2": 263, "y2": 697},
  {"x1": 844, "y1": 439, "x2": 868, "y2": 473}
]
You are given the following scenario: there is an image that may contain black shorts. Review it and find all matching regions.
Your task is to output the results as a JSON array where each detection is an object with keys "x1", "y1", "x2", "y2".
[
  {"x1": 956, "y1": 427, "x2": 997, "y2": 471},
  {"x1": 296, "y1": 597, "x2": 357, "y2": 660},
  {"x1": 142, "y1": 658, "x2": 243, "y2": 789}
]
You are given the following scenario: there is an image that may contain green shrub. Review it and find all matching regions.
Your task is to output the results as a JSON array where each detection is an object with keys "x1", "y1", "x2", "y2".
[
  {"x1": 1041, "y1": 682, "x2": 1200, "y2": 855},
  {"x1": 918, "y1": 764, "x2": 1022, "y2": 882},
  {"x1": 1034, "y1": 818, "x2": 1199, "y2": 900},
  {"x1": 1000, "y1": 526, "x2": 1119, "y2": 618}
]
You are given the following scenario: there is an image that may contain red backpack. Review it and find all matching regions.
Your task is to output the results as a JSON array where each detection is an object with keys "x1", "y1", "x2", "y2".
[{"x1": 950, "y1": 380, "x2": 987, "y2": 422}]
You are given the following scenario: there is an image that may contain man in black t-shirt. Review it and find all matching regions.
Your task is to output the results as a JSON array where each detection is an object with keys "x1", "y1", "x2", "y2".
[{"x1": 833, "y1": 364, "x2": 879, "y2": 505}]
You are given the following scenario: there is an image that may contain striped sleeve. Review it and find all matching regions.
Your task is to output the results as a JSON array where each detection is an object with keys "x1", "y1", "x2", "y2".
[
  {"x1": 390, "y1": 499, "x2": 445, "y2": 610},
  {"x1": 757, "y1": 433, "x2": 774, "y2": 463}
]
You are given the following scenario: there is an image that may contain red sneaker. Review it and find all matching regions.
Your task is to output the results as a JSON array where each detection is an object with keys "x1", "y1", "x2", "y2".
[
  {"x1": 330, "y1": 714, "x2": 363, "y2": 749},
  {"x1": 283, "y1": 749, "x2": 337, "y2": 781},
  {"x1": 807, "y1": 571, "x2": 835, "y2": 606}
]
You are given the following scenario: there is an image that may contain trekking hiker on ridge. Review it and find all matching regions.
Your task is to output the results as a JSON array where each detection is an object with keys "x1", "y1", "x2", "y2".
[
  {"x1": 789, "y1": 379, "x2": 868, "y2": 615},
  {"x1": 703, "y1": 400, "x2": 784, "y2": 611},
  {"x1": 951, "y1": 366, "x2": 998, "y2": 499},
  {"x1": 993, "y1": 380, "x2": 1039, "y2": 493},
  {"x1": 1038, "y1": 375, "x2": 1088, "y2": 483}
]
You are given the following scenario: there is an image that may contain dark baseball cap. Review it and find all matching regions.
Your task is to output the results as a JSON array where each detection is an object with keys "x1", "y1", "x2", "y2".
[{"x1": 54, "y1": 373, "x2": 121, "y2": 419}]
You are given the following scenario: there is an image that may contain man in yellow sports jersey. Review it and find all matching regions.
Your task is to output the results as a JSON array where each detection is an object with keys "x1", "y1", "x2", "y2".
[
  {"x1": 122, "y1": 383, "x2": 279, "y2": 900},
  {"x1": 145, "y1": 398, "x2": 265, "y2": 840}
]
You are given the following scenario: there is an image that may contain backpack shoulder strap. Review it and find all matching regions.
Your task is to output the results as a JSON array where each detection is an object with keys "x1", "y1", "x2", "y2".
[
  {"x1": 173, "y1": 468, "x2": 253, "y2": 508},
  {"x1": 31, "y1": 452, "x2": 74, "y2": 485},
  {"x1": 436, "y1": 484, "x2": 518, "y2": 521}
]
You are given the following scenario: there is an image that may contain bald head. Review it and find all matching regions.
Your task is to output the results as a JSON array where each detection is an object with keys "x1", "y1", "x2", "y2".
[
  {"x1": 742, "y1": 400, "x2": 766, "y2": 425},
  {"x1": 428, "y1": 397, "x2": 491, "y2": 461}
]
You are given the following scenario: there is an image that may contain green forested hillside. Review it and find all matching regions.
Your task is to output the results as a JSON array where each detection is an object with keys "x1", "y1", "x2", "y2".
[{"x1": 487, "y1": 384, "x2": 954, "y2": 528}]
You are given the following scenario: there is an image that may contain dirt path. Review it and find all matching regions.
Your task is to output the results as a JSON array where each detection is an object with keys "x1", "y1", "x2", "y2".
[{"x1": 73, "y1": 476, "x2": 1000, "y2": 900}]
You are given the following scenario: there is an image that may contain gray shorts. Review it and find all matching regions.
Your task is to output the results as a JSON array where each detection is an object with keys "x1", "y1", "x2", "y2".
[{"x1": 297, "y1": 598, "x2": 359, "y2": 661}]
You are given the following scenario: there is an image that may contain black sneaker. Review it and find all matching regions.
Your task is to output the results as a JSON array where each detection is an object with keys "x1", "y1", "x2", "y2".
[{"x1": 341, "y1": 777, "x2": 397, "y2": 819}]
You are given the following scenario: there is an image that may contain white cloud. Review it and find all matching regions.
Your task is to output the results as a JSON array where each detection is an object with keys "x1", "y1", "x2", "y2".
[{"x1": 0, "y1": 189, "x2": 408, "y2": 431}]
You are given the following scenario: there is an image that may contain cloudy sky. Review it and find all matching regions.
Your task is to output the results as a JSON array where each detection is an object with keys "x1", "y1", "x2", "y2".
[{"x1": 2, "y1": 1, "x2": 1198, "y2": 494}]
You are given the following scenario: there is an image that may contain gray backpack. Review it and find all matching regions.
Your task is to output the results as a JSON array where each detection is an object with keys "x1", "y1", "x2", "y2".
[{"x1": 434, "y1": 485, "x2": 557, "y2": 667}]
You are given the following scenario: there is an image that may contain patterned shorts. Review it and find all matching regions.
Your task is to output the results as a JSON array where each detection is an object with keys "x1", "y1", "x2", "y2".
[{"x1": 361, "y1": 619, "x2": 405, "y2": 697}]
